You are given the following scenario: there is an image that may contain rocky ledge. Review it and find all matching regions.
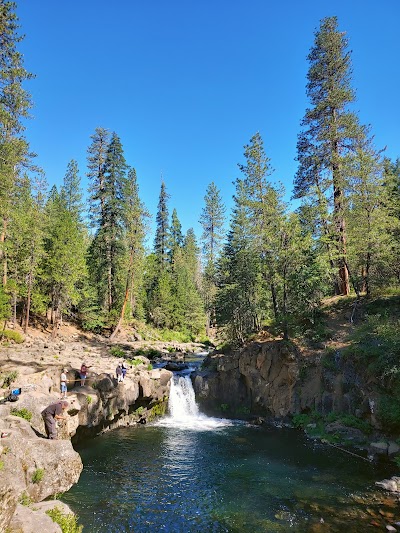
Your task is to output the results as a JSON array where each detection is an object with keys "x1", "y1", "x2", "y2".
[{"x1": 0, "y1": 335, "x2": 174, "y2": 531}]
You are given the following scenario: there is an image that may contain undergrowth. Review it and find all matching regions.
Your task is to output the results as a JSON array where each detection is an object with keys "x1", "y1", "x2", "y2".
[{"x1": 46, "y1": 506, "x2": 83, "y2": 533}]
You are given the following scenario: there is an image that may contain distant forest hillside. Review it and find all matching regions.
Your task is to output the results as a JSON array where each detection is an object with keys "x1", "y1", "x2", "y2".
[{"x1": 0, "y1": 4, "x2": 399, "y2": 345}]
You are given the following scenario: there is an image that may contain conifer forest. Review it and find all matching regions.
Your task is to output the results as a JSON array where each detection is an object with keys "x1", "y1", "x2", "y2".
[{"x1": 0, "y1": 3, "x2": 399, "y2": 347}]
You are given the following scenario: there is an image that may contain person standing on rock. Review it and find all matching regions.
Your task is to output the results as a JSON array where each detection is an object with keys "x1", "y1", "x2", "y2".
[
  {"x1": 121, "y1": 361, "x2": 128, "y2": 381},
  {"x1": 79, "y1": 362, "x2": 91, "y2": 387},
  {"x1": 60, "y1": 368, "x2": 68, "y2": 399},
  {"x1": 41, "y1": 400, "x2": 69, "y2": 440},
  {"x1": 116, "y1": 363, "x2": 123, "y2": 383}
]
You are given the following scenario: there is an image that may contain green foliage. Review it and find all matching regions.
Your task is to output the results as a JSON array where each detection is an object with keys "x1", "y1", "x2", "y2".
[
  {"x1": 292, "y1": 411, "x2": 372, "y2": 436},
  {"x1": 321, "y1": 348, "x2": 338, "y2": 371},
  {"x1": 86, "y1": 395, "x2": 92, "y2": 404},
  {"x1": 19, "y1": 492, "x2": 33, "y2": 506},
  {"x1": 220, "y1": 403, "x2": 229, "y2": 412},
  {"x1": 147, "y1": 363, "x2": 153, "y2": 371},
  {"x1": 11, "y1": 407, "x2": 32, "y2": 422},
  {"x1": 1, "y1": 370, "x2": 18, "y2": 388},
  {"x1": 1, "y1": 330, "x2": 24, "y2": 343},
  {"x1": 377, "y1": 396, "x2": 400, "y2": 433},
  {"x1": 338, "y1": 414, "x2": 372, "y2": 435},
  {"x1": 133, "y1": 348, "x2": 160, "y2": 360},
  {"x1": 32, "y1": 468, "x2": 44, "y2": 484},
  {"x1": 135, "y1": 406, "x2": 144, "y2": 415},
  {"x1": 110, "y1": 346, "x2": 126, "y2": 358},
  {"x1": 46, "y1": 506, "x2": 83, "y2": 533},
  {"x1": 292, "y1": 413, "x2": 312, "y2": 428},
  {"x1": 345, "y1": 309, "x2": 400, "y2": 384},
  {"x1": 0, "y1": 460, "x2": 4, "y2": 470}
]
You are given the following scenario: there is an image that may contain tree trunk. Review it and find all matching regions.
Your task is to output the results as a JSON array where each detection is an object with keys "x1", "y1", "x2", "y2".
[
  {"x1": 333, "y1": 182, "x2": 350, "y2": 295},
  {"x1": 110, "y1": 250, "x2": 134, "y2": 341},
  {"x1": 270, "y1": 282, "x2": 278, "y2": 318},
  {"x1": 24, "y1": 269, "x2": 32, "y2": 333},
  {"x1": 0, "y1": 218, "x2": 8, "y2": 286}
]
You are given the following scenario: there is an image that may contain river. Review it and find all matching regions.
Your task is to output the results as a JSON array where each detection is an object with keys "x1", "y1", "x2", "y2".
[{"x1": 62, "y1": 369, "x2": 398, "y2": 532}]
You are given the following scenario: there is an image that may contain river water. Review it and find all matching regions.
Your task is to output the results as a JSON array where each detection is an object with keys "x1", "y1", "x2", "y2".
[{"x1": 63, "y1": 370, "x2": 398, "y2": 532}]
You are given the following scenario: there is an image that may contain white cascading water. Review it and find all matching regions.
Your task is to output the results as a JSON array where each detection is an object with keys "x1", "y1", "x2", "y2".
[{"x1": 154, "y1": 374, "x2": 232, "y2": 431}]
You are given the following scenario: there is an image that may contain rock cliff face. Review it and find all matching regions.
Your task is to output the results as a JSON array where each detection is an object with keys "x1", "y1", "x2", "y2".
[
  {"x1": 0, "y1": 356, "x2": 172, "y2": 531},
  {"x1": 192, "y1": 340, "x2": 375, "y2": 421}
]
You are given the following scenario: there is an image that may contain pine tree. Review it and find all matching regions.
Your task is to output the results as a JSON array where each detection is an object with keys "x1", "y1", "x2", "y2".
[
  {"x1": 60, "y1": 159, "x2": 83, "y2": 220},
  {"x1": 199, "y1": 181, "x2": 225, "y2": 332},
  {"x1": 0, "y1": 1, "x2": 34, "y2": 286},
  {"x1": 88, "y1": 132, "x2": 127, "y2": 317},
  {"x1": 239, "y1": 132, "x2": 286, "y2": 320},
  {"x1": 87, "y1": 127, "x2": 110, "y2": 227},
  {"x1": 154, "y1": 181, "x2": 170, "y2": 267},
  {"x1": 216, "y1": 179, "x2": 262, "y2": 344},
  {"x1": 294, "y1": 16, "x2": 364, "y2": 295},
  {"x1": 8, "y1": 174, "x2": 46, "y2": 331},
  {"x1": 41, "y1": 187, "x2": 87, "y2": 337},
  {"x1": 170, "y1": 208, "x2": 183, "y2": 259},
  {"x1": 110, "y1": 167, "x2": 149, "y2": 339},
  {"x1": 346, "y1": 139, "x2": 398, "y2": 294}
]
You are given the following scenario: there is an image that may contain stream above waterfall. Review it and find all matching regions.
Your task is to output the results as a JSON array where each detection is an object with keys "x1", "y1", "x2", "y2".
[{"x1": 62, "y1": 374, "x2": 398, "y2": 532}]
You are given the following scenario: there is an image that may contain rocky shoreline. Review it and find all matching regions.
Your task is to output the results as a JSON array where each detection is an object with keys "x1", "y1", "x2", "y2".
[{"x1": 0, "y1": 330, "x2": 194, "y2": 532}]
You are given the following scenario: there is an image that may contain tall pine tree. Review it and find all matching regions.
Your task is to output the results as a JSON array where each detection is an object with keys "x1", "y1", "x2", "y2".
[{"x1": 294, "y1": 16, "x2": 363, "y2": 295}]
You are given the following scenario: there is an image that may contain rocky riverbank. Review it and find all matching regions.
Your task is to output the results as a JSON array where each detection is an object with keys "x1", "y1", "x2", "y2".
[
  {"x1": 192, "y1": 340, "x2": 400, "y2": 461},
  {"x1": 0, "y1": 329, "x2": 200, "y2": 532}
]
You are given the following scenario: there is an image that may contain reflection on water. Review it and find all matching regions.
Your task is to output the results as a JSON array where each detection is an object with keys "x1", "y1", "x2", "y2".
[{"x1": 62, "y1": 376, "x2": 399, "y2": 532}]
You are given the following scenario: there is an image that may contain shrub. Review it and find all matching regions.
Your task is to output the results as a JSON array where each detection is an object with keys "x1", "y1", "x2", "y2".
[
  {"x1": 147, "y1": 364, "x2": 153, "y2": 371},
  {"x1": 377, "y1": 395, "x2": 400, "y2": 433},
  {"x1": 339, "y1": 414, "x2": 372, "y2": 435},
  {"x1": 1, "y1": 370, "x2": 18, "y2": 388},
  {"x1": 110, "y1": 346, "x2": 126, "y2": 358},
  {"x1": 1, "y1": 330, "x2": 24, "y2": 343},
  {"x1": 46, "y1": 506, "x2": 83, "y2": 533},
  {"x1": 32, "y1": 468, "x2": 44, "y2": 484},
  {"x1": 19, "y1": 492, "x2": 33, "y2": 506},
  {"x1": 11, "y1": 408, "x2": 32, "y2": 422},
  {"x1": 292, "y1": 413, "x2": 312, "y2": 428},
  {"x1": 86, "y1": 395, "x2": 92, "y2": 405}
]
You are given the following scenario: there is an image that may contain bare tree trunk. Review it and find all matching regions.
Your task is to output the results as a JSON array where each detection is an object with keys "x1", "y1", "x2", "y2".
[
  {"x1": 0, "y1": 218, "x2": 8, "y2": 286},
  {"x1": 110, "y1": 250, "x2": 134, "y2": 341},
  {"x1": 332, "y1": 133, "x2": 350, "y2": 296},
  {"x1": 24, "y1": 270, "x2": 32, "y2": 333},
  {"x1": 270, "y1": 282, "x2": 278, "y2": 318}
]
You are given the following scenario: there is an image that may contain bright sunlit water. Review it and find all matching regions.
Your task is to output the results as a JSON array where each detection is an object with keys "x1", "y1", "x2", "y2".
[{"x1": 62, "y1": 373, "x2": 398, "y2": 532}]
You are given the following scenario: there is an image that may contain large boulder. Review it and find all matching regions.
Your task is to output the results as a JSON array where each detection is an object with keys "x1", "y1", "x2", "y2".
[{"x1": 0, "y1": 416, "x2": 82, "y2": 529}]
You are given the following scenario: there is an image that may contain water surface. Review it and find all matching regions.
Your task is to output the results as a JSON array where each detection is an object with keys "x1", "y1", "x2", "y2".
[{"x1": 63, "y1": 376, "x2": 398, "y2": 532}]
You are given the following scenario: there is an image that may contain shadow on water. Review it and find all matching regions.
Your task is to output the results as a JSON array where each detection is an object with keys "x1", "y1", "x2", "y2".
[{"x1": 63, "y1": 374, "x2": 399, "y2": 532}]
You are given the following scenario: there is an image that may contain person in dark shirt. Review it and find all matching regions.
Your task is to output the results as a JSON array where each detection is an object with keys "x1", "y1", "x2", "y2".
[{"x1": 41, "y1": 400, "x2": 69, "y2": 439}]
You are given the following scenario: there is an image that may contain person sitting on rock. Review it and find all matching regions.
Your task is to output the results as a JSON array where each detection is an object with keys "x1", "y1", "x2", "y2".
[
  {"x1": 116, "y1": 363, "x2": 123, "y2": 383},
  {"x1": 41, "y1": 400, "x2": 69, "y2": 440}
]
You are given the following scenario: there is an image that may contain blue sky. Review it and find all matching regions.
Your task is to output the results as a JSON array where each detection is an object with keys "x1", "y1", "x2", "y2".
[{"x1": 18, "y1": 0, "x2": 400, "y2": 243}]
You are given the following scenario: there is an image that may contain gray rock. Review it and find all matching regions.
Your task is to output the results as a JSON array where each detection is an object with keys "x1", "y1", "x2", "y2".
[{"x1": 8, "y1": 503, "x2": 62, "y2": 533}]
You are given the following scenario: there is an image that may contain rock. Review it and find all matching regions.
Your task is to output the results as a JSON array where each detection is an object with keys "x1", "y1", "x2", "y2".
[
  {"x1": 8, "y1": 503, "x2": 62, "y2": 532},
  {"x1": 325, "y1": 422, "x2": 366, "y2": 443},
  {"x1": 388, "y1": 441, "x2": 400, "y2": 456},
  {"x1": 386, "y1": 526, "x2": 397, "y2": 532},
  {"x1": 0, "y1": 483, "x2": 18, "y2": 532},
  {"x1": 370, "y1": 442, "x2": 389, "y2": 455}
]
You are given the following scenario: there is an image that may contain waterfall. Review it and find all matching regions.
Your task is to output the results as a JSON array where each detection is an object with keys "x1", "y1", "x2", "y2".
[{"x1": 154, "y1": 374, "x2": 232, "y2": 431}]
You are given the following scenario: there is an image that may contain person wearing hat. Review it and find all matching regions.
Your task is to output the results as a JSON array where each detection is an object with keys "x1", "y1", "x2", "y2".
[{"x1": 60, "y1": 368, "x2": 68, "y2": 399}]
